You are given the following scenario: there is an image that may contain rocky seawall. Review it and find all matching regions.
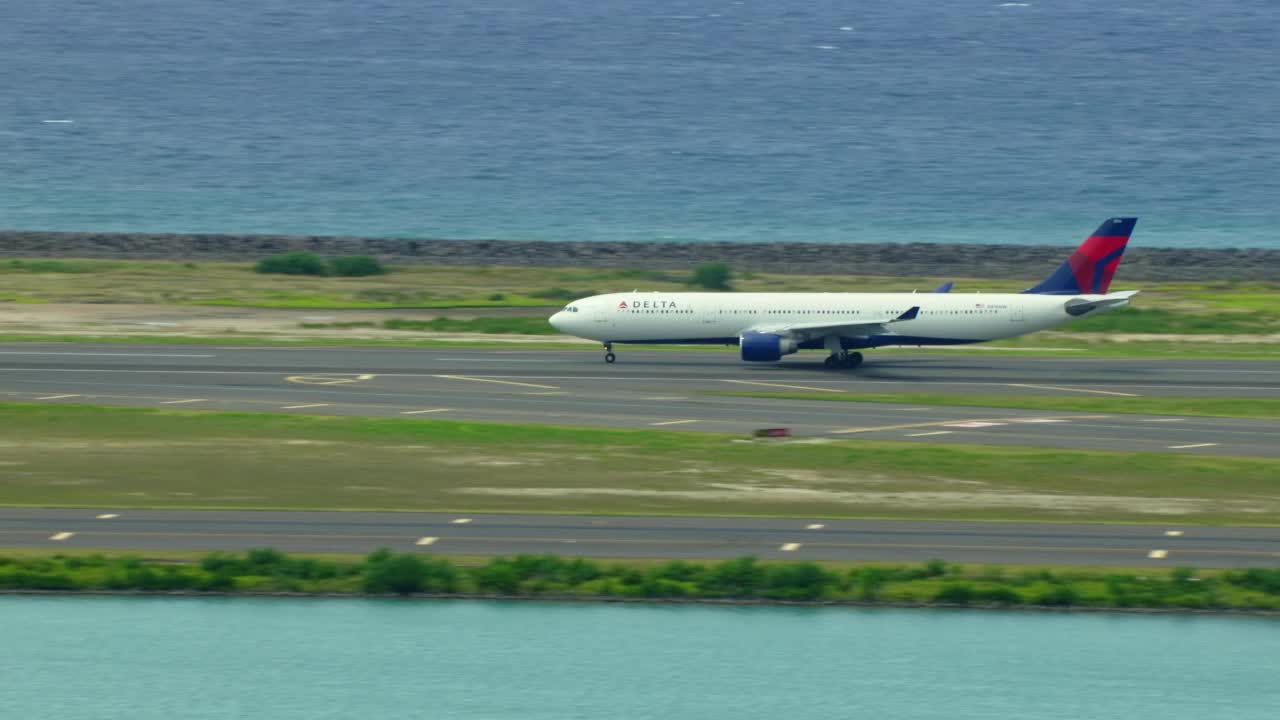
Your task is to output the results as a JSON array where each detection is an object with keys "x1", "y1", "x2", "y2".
[{"x1": 2, "y1": 230, "x2": 1276, "y2": 281}]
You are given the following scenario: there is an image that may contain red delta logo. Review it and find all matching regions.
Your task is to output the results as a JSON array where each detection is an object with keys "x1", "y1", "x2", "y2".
[{"x1": 618, "y1": 301, "x2": 628, "y2": 310}]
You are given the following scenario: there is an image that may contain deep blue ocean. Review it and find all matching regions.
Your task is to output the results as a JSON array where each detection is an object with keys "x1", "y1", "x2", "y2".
[
  {"x1": 2, "y1": 0, "x2": 1278, "y2": 248},
  {"x1": 4, "y1": 597, "x2": 1279, "y2": 719}
]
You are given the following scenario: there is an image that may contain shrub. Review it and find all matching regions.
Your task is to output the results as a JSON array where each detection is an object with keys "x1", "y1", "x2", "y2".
[
  {"x1": 255, "y1": 251, "x2": 328, "y2": 276},
  {"x1": 763, "y1": 563, "x2": 833, "y2": 601},
  {"x1": 363, "y1": 550, "x2": 427, "y2": 595},
  {"x1": 329, "y1": 255, "x2": 387, "y2": 277},
  {"x1": 704, "y1": 557, "x2": 765, "y2": 597},
  {"x1": 973, "y1": 586, "x2": 1022, "y2": 605},
  {"x1": 933, "y1": 583, "x2": 975, "y2": 605},
  {"x1": 689, "y1": 263, "x2": 733, "y2": 291}
]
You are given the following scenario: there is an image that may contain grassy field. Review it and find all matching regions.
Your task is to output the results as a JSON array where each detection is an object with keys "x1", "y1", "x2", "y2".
[
  {"x1": 2, "y1": 257, "x2": 1277, "y2": 331},
  {"x1": 713, "y1": 392, "x2": 1280, "y2": 420},
  {"x1": 1, "y1": 403, "x2": 1277, "y2": 525}
]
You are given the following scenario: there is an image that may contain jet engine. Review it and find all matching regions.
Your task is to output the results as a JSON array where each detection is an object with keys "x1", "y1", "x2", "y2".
[{"x1": 739, "y1": 332, "x2": 798, "y2": 362}]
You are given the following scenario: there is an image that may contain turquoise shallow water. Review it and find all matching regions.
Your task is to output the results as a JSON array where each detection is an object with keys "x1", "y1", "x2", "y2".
[
  {"x1": 2, "y1": 597, "x2": 1278, "y2": 719},
  {"x1": 3, "y1": 0, "x2": 1279, "y2": 248}
]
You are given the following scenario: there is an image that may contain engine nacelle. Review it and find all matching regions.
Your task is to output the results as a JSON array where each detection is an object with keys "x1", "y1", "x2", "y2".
[{"x1": 739, "y1": 332, "x2": 798, "y2": 362}]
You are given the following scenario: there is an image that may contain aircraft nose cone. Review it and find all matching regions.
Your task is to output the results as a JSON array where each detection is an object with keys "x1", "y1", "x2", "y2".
[{"x1": 549, "y1": 312, "x2": 564, "y2": 330}]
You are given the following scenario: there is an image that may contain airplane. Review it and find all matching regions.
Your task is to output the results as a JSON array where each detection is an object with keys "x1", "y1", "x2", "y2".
[{"x1": 548, "y1": 217, "x2": 1139, "y2": 368}]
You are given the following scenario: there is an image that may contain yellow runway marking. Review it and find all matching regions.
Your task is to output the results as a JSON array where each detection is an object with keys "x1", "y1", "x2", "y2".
[
  {"x1": 780, "y1": 543, "x2": 802, "y2": 552},
  {"x1": 1148, "y1": 549, "x2": 1169, "y2": 559},
  {"x1": 416, "y1": 537, "x2": 438, "y2": 546},
  {"x1": 1008, "y1": 383, "x2": 1140, "y2": 397},
  {"x1": 722, "y1": 379, "x2": 845, "y2": 393},
  {"x1": 434, "y1": 374, "x2": 560, "y2": 390},
  {"x1": 1165, "y1": 530, "x2": 1184, "y2": 537},
  {"x1": 650, "y1": 419, "x2": 699, "y2": 426}
]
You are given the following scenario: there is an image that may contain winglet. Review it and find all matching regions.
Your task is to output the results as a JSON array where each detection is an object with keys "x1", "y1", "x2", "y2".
[
  {"x1": 932, "y1": 281, "x2": 954, "y2": 293},
  {"x1": 896, "y1": 306, "x2": 920, "y2": 321}
]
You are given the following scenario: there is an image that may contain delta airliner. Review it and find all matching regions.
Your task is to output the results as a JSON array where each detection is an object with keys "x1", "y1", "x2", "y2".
[{"x1": 548, "y1": 217, "x2": 1138, "y2": 368}]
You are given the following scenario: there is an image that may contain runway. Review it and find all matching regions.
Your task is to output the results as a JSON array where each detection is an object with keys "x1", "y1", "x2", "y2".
[
  {"x1": 0, "y1": 343, "x2": 1277, "y2": 456},
  {"x1": 4, "y1": 508, "x2": 1279, "y2": 567}
]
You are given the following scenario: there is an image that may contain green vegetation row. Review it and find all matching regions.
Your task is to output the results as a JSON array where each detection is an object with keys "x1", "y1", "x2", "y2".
[
  {"x1": 3, "y1": 550, "x2": 1279, "y2": 611},
  {"x1": 254, "y1": 252, "x2": 388, "y2": 277},
  {"x1": 715, "y1": 391, "x2": 1280, "y2": 420}
]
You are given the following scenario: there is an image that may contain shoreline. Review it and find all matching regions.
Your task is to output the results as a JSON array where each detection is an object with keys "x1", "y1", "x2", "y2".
[
  {"x1": 3, "y1": 229, "x2": 1278, "y2": 281},
  {"x1": 3, "y1": 588, "x2": 1278, "y2": 617}
]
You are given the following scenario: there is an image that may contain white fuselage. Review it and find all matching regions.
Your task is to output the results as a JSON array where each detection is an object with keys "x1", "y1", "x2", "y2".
[{"x1": 549, "y1": 291, "x2": 1123, "y2": 348}]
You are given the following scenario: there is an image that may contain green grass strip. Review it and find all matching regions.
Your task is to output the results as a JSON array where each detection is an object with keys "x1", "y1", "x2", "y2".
[
  {"x1": 712, "y1": 392, "x2": 1280, "y2": 420},
  {"x1": 2, "y1": 402, "x2": 1278, "y2": 525}
]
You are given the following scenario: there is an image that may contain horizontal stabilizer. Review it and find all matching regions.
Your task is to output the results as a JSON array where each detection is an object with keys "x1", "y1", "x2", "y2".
[{"x1": 1064, "y1": 290, "x2": 1140, "y2": 316}]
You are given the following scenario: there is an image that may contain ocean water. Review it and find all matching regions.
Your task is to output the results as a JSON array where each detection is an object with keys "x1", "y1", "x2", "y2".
[
  {"x1": 2, "y1": 597, "x2": 1279, "y2": 719},
  {"x1": 2, "y1": 0, "x2": 1278, "y2": 248}
]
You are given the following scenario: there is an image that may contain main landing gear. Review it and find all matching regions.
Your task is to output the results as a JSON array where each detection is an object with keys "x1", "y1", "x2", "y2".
[
  {"x1": 603, "y1": 342, "x2": 616, "y2": 364},
  {"x1": 824, "y1": 351, "x2": 863, "y2": 369}
]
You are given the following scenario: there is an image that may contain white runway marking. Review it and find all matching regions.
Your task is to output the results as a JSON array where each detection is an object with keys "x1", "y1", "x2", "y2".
[
  {"x1": 1165, "y1": 530, "x2": 1184, "y2": 537},
  {"x1": 943, "y1": 421, "x2": 1007, "y2": 428},
  {"x1": 50, "y1": 532, "x2": 75, "y2": 541},
  {"x1": 1010, "y1": 418, "x2": 1067, "y2": 424},
  {"x1": 36, "y1": 394, "x2": 80, "y2": 400},
  {"x1": 451, "y1": 518, "x2": 472, "y2": 525},
  {"x1": 805, "y1": 524, "x2": 826, "y2": 530},
  {"x1": 1142, "y1": 418, "x2": 1185, "y2": 422},
  {"x1": 722, "y1": 380, "x2": 845, "y2": 393},
  {"x1": 650, "y1": 419, "x2": 699, "y2": 426},
  {"x1": 160, "y1": 398, "x2": 207, "y2": 405},
  {"x1": 1168, "y1": 443, "x2": 1219, "y2": 450},
  {"x1": 401, "y1": 409, "x2": 449, "y2": 415},
  {"x1": 0, "y1": 352, "x2": 214, "y2": 358},
  {"x1": 281, "y1": 403, "x2": 330, "y2": 410},
  {"x1": 642, "y1": 396, "x2": 689, "y2": 401},
  {"x1": 96, "y1": 514, "x2": 119, "y2": 519},
  {"x1": 780, "y1": 543, "x2": 802, "y2": 552},
  {"x1": 1147, "y1": 549, "x2": 1169, "y2": 559},
  {"x1": 434, "y1": 374, "x2": 560, "y2": 390},
  {"x1": 1007, "y1": 383, "x2": 1140, "y2": 397},
  {"x1": 522, "y1": 391, "x2": 569, "y2": 396},
  {"x1": 415, "y1": 537, "x2": 438, "y2": 546},
  {"x1": 907, "y1": 430, "x2": 953, "y2": 437}
]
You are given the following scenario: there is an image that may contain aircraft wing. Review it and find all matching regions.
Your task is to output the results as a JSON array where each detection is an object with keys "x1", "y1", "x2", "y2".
[
  {"x1": 1064, "y1": 290, "x2": 1139, "y2": 316},
  {"x1": 750, "y1": 306, "x2": 920, "y2": 340}
]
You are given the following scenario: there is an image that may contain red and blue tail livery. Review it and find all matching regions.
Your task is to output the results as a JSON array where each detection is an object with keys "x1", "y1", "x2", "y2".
[{"x1": 1023, "y1": 217, "x2": 1138, "y2": 295}]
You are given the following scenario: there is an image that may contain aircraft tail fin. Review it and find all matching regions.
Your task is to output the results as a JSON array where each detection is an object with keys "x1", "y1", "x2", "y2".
[{"x1": 1023, "y1": 217, "x2": 1137, "y2": 295}]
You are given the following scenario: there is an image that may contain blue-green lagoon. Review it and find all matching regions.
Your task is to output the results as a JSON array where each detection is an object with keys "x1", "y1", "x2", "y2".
[{"x1": 2, "y1": 597, "x2": 1277, "y2": 719}]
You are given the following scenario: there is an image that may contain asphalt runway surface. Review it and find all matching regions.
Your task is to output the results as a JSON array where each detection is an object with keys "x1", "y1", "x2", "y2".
[
  {"x1": 0, "y1": 343, "x2": 1277, "y2": 456},
  {"x1": 4, "y1": 508, "x2": 1279, "y2": 567}
]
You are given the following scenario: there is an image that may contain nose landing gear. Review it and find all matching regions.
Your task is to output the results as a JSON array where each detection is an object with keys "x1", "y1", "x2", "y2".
[
  {"x1": 823, "y1": 351, "x2": 863, "y2": 369},
  {"x1": 604, "y1": 342, "x2": 616, "y2": 363}
]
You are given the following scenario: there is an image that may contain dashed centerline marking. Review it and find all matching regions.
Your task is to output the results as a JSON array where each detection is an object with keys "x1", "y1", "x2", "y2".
[
  {"x1": 415, "y1": 537, "x2": 438, "y2": 546},
  {"x1": 722, "y1": 379, "x2": 844, "y2": 393},
  {"x1": 401, "y1": 409, "x2": 450, "y2": 415},
  {"x1": 907, "y1": 430, "x2": 953, "y2": 437},
  {"x1": 451, "y1": 518, "x2": 473, "y2": 525},
  {"x1": 434, "y1": 374, "x2": 560, "y2": 390},
  {"x1": 96, "y1": 514, "x2": 119, "y2": 519},
  {"x1": 943, "y1": 421, "x2": 1007, "y2": 428},
  {"x1": 1008, "y1": 383, "x2": 1140, "y2": 397},
  {"x1": 779, "y1": 543, "x2": 802, "y2": 552},
  {"x1": 1142, "y1": 418, "x2": 1185, "y2": 423},
  {"x1": 50, "y1": 532, "x2": 75, "y2": 541},
  {"x1": 281, "y1": 403, "x2": 331, "y2": 410},
  {"x1": 1165, "y1": 530, "x2": 1185, "y2": 537},
  {"x1": 160, "y1": 398, "x2": 207, "y2": 405},
  {"x1": 1168, "y1": 443, "x2": 1219, "y2": 450},
  {"x1": 37, "y1": 394, "x2": 80, "y2": 400},
  {"x1": 805, "y1": 524, "x2": 826, "y2": 530},
  {"x1": 650, "y1": 419, "x2": 699, "y2": 426},
  {"x1": 1148, "y1": 550, "x2": 1169, "y2": 559}
]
